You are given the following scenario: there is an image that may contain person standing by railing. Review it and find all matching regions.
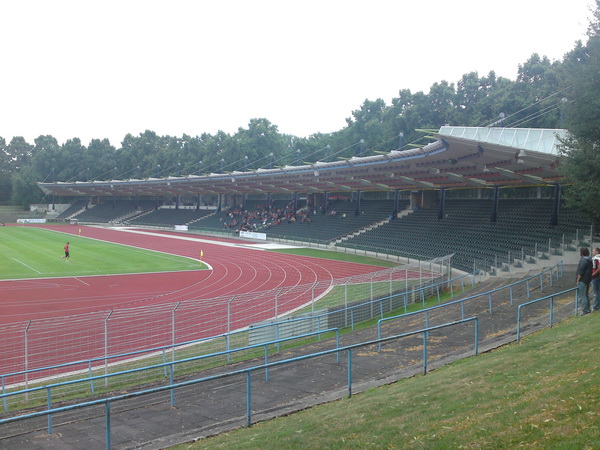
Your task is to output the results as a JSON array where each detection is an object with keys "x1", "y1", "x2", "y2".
[
  {"x1": 576, "y1": 247, "x2": 593, "y2": 315},
  {"x1": 591, "y1": 247, "x2": 600, "y2": 312}
]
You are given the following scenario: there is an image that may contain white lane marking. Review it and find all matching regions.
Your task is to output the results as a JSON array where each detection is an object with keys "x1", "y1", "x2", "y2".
[{"x1": 12, "y1": 258, "x2": 42, "y2": 274}]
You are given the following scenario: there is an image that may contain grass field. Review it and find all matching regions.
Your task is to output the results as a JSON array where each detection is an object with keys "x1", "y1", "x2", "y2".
[
  {"x1": 270, "y1": 247, "x2": 399, "y2": 267},
  {"x1": 0, "y1": 226, "x2": 206, "y2": 280},
  {"x1": 178, "y1": 314, "x2": 600, "y2": 449}
]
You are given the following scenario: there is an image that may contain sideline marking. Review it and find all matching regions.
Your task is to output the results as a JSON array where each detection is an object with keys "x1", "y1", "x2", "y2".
[
  {"x1": 74, "y1": 277, "x2": 90, "y2": 286},
  {"x1": 11, "y1": 258, "x2": 42, "y2": 274}
]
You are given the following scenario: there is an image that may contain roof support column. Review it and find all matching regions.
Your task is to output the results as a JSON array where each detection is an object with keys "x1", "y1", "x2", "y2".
[
  {"x1": 355, "y1": 191, "x2": 361, "y2": 216},
  {"x1": 391, "y1": 189, "x2": 399, "y2": 219},
  {"x1": 551, "y1": 183, "x2": 561, "y2": 227},
  {"x1": 490, "y1": 186, "x2": 500, "y2": 223},
  {"x1": 437, "y1": 188, "x2": 446, "y2": 220}
]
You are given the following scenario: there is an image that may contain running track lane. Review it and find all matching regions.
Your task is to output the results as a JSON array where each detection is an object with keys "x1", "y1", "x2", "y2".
[
  {"x1": 0, "y1": 225, "x2": 384, "y2": 324},
  {"x1": 0, "y1": 225, "x2": 394, "y2": 380}
]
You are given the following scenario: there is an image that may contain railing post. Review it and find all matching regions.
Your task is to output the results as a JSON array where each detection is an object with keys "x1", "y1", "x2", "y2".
[
  {"x1": 227, "y1": 295, "x2": 236, "y2": 335},
  {"x1": 170, "y1": 363, "x2": 175, "y2": 407},
  {"x1": 88, "y1": 361, "x2": 95, "y2": 394},
  {"x1": 104, "y1": 311, "x2": 113, "y2": 386},
  {"x1": 225, "y1": 334, "x2": 231, "y2": 364},
  {"x1": 344, "y1": 281, "x2": 349, "y2": 327},
  {"x1": 474, "y1": 318, "x2": 479, "y2": 356},
  {"x1": 517, "y1": 305, "x2": 523, "y2": 342},
  {"x1": 2, "y1": 377, "x2": 7, "y2": 412},
  {"x1": 171, "y1": 302, "x2": 181, "y2": 366},
  {"x1": 24, "y1": 321, "x2": 31, "y2": 400},
  {"x1": 423, "y1": 331, "x2": 428, "y2": 375},
  {"x1": 105, "y1": 400, "x2": 111, "y2": 450},
  {"x1": 347, "y1": 348, "x2": 353, "y2": 398},
  {"x1": 246, "y1": 371, "x2": 252, "y2": 427},
  {"x1": 47, "y1": 387, "x2": 52, "y2": 434},
  {"x1": 264, "y1": 345, "x2": 270, "y2": 382}
]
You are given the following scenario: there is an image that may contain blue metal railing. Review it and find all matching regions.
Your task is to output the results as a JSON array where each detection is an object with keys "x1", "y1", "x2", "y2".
[
  {"x1": 0, "y1": 318, "x2": 478, "y2": 450},
  {"x1": 516, "y1": 287, "x2": 577, "y2": 342},
  {"x1": 376, "y1": 263, "x2": 563, "y2": 348},
  {"x1": 2, "y1": 328, "x2": 340, "y2": 414},
  {"x1": 1, "y1": 262, "x2": 562, "y2": 415},
  {"x1": 1, "y1": 271, "x2": 473, "y2": 397}
]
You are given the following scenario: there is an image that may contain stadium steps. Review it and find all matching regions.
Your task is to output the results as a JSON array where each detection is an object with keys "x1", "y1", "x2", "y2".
[{"x1": 335, "y1": 217, "x2": 393, "y2": 244}]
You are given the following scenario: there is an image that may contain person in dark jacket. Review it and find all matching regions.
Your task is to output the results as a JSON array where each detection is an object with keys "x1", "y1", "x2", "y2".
[{"x1": 576, "y1": 247, "x2": 593, "y2": 315}]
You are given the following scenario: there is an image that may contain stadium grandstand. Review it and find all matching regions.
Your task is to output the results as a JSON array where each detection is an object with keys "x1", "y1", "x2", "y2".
[
  {"x1": 2, "y1": 126, "x2": 592, "y2": 447},
  {"x1": 37, "y1": 126, "x2": 592, "y2": 273}
]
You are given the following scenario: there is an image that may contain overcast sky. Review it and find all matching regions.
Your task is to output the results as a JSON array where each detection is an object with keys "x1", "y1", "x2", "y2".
[{"x1": 0, "y1": 0, "x2": 593, "y2": 147}]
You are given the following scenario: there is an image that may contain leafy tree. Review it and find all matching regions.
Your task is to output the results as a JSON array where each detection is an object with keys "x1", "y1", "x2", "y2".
[
  {"x1": 0, "y1": 137, "x2": 12, "y2": 203},
  {"x1": 232, "y1": 118, "x2": 286, "y2": 170},
  {"x1": 6, "y1": 137, "x2": 34, "y2": 172},
  {"x1": 559, "y1": 0, "x2": 600, "y2": 218},
  {"x1": 11, "y1": 165, "x2": 44, "y2": 208},
  {"x1": 511, "y1": 54, "x2": 563, "y2": 128}
]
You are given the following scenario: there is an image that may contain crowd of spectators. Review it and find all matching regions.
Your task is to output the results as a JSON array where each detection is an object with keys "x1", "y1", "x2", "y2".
[{"x1": 220, "y1": 203, "x2": 313, "y2": 233}]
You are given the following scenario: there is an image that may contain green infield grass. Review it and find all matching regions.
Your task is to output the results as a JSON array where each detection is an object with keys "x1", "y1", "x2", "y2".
[
  {"x1": 269, "y1": 247, "x2": 399, "y2": 267},
  {"x1": 0, "y1": 226, "x2": 206, "y2": 280}
]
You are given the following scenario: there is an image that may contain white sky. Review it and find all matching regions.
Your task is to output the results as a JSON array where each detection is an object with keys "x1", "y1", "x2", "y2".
[{"x1": 0, "y1": 0, "x2": 594, "y2": 147}]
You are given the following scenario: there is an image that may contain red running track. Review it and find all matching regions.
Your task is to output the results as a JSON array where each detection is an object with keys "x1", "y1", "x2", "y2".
[
  {"x1": 0, "y1": 225, "x2": 403, "y2": 380},
  {"x1": 0, "y1": 225, "x2": 382, "y2": 324}
]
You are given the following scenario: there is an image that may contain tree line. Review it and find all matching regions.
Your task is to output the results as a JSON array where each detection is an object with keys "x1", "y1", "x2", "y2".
[{"x1": 2, "y1": 1, "x2": 598, "y2": 215}]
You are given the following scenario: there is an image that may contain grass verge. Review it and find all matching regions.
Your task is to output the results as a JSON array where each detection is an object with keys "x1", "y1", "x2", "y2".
[
  {"x1": 176, "y1": 314, "x2": 600, "y2": 449},
  {"x1": 269, "y1": 247, "x2": 399, "y2": 267}
]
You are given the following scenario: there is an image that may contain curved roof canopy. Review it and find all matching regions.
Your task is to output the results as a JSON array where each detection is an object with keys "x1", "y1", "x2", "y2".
[{"x1": 38, "y1": 127, "x2": 566, "y2": 197}]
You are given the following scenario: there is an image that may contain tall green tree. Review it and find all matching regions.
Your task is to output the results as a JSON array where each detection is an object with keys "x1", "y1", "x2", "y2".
[
  {"x1": 11, "y1": 165, "x2": 44, "y2": 208},
  {"x1": 559, "y1": 0, "x2": 600, "y2": 218},
  {"x1": 0, "y1": 137, "x2": 11, "y2": 203}
]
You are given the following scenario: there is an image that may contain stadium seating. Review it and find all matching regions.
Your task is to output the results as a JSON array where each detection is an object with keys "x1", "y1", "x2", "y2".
[
  {"x1": 129, "y1": 208, "x2": 214, "y2": 227},
  {"x1": 74, "y1": 200, "x2": 153, "y2": 224},
  {"x1": 338, "y1": 198, "x2": 591, "y2": 272},
  {"x1": 65, "y1": 196, "x2": 592, "y2": 274},
  {"x1": 55, "y1": 199, "x2": 88, "y2": 219}
]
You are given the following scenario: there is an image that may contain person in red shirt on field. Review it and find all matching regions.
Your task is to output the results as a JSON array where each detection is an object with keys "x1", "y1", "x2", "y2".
[{"x1": 61, "y1": 242, "x2": 70, "y2": 261}]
